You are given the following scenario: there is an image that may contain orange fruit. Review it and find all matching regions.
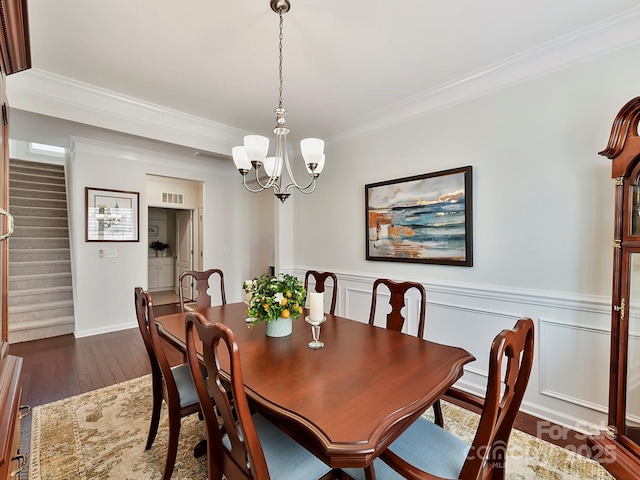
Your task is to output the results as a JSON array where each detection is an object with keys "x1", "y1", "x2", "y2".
[{"x1": 281, "y1": 309, "x2": 291, "y2": 318}]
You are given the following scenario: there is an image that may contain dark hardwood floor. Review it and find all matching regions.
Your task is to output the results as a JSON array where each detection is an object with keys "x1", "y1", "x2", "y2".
[
  {"x1": 8, "y1": 303, "x2": 591, "y2": 478},
  {"x1": 9, "y1": 303, "x2": 184, "y2": 478}
]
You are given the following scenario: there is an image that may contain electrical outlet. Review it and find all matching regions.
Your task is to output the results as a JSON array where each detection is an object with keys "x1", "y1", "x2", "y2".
[{"x1": 99, "y1": 248, "x2": 118, "y2": 258}]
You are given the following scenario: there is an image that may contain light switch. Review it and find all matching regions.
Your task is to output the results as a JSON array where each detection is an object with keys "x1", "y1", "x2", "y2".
[
  {"x1": 224, "y1": 245, "x2": 232, "y2": 254},
  {"x1": 99, "y1": 248, "x2": 118, "y2": 258}
]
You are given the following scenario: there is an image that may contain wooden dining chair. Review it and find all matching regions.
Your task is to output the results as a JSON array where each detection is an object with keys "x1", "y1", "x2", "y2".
[
  {"x1": 345, "y1": 317, "x2": 535, "y2": 480},
  {"x1": 134, "y1": 287, "x2": 204, "y2": 480},
  {"x1": 368, "y1": 278, "x2": 444, "y2": 427},
  {"x1": 179, "y1": 268, "x2": 226, "y2": 311},
  {"x1": 185, "y1": 312, "x2": 336, "y2": 480},
  {"x1": 304, "y1": 270, "x2": 338, "y2": 315}
]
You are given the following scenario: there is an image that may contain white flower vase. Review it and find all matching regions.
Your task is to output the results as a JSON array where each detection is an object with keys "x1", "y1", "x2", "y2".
[{"x1": 265, "y1": 317, "x2": 292, "y2": 337}]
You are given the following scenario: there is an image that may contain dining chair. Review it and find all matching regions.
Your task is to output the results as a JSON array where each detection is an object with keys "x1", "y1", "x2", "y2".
[
  {"x1": 304, "y1": 270, "x2": 338, "y2": 315},
  {"x1": 368, "y1": 278, "x2": 444, "y2": 427},
  {"x1": 185, "y1": 311, "x2": 336, "y2": 480},
  {"x1": 178, "y1": 268, "x2": 226, "y2": 311},
  {"x1": 134, "y1": 287, "x2": 204, "y2": 480},
  {"x1": 344, "y1": 317, "x2": 535, "y2": 480}
]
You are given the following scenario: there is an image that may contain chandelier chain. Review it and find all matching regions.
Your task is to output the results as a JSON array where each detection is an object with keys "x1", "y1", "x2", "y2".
[
  {"x1": 278, "y1": 10, "x2": 284, "y2": 110},
  {"x1": 232, "y1": 0, "x2": 324, "y2": 203}
]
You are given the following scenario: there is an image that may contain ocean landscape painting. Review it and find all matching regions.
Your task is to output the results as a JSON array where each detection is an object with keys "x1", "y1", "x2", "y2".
[{"x1": 365, "y1": 166, "x2": 472, "y2": 266}]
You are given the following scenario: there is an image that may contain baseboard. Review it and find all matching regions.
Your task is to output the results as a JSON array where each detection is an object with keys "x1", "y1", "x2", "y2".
[{"x1": 75, "y1": 321, "x2": 137, "y2": 338}]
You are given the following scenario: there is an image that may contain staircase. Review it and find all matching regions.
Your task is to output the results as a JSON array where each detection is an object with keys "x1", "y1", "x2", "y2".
[{"x1": 7, "y1": 159, "x2": 75, "y2": 343}]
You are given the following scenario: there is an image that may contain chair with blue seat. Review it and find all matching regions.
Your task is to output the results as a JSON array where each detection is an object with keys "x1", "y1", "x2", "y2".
[
  {"x1": 185, "y1": 311, "x2": 336, "y2": 480},
  {"x1": 134, "y1": 287, "x2": 204, "y2": 480},
  {"x1": 344, "y1": 317, "x2": 535, "y2": 480},
  {"x1": 369, "y1": 278, "x2": 445, "y2": 427}
]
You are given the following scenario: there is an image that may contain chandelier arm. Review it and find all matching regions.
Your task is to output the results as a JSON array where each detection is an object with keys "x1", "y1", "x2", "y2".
[
  {"x1": 240, "y1": 166, "x2": 279, "y2": 193},
  {"x1": 283, "y1": 176, "x2": 317, "y2": 195},
  {"x1": 241, "y1": 174, "x2": 269, "y2": 193}
]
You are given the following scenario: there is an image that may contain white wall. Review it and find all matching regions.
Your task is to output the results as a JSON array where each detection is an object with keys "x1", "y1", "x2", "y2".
[
  {"x1": 68, "y1": 137, "x2": 264, "y2": 337},
  {"x1": 291, "y1": 43, "x2": 640, "y2": 431}
]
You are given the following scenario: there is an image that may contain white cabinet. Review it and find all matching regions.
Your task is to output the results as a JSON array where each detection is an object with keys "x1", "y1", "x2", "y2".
[{"x1": 148, "y1": 257, "x2": 174, "y2": 290}]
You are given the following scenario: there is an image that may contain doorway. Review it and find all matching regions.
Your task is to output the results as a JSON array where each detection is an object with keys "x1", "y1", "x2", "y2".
[{"x1": 147, "y1": 206, "x2": 196, "y2": 306}]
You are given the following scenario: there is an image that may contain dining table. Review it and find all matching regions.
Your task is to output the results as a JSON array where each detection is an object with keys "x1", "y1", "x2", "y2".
[{"x1": 155, "y1": 302, "x2": 475, "y2": 470}]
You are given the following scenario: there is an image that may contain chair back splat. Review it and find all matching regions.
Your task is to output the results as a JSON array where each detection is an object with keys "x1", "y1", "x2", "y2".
[
  {"x1": 304, "y1": 270, "x2": 338, "y2": 315},
  {"x1": 368, "y1": 278, "x2": 442, "y2": 428},
  {"x1": 364, "y1": 318, "x2": 535, "y2": 480},
  {"x1": 460, "y1": 318, "x2": 535, "y2": 478},
  {"x1": 134, "y1": 287, "x2": 202, "y2": 480},
  {"x1": 179, "y1": 268, "x2": 226, "y2": 311},
  {"x1": 368, "y1": 278, "x2": 426, "y2": 338},
  {"x1": 185, "y1": 312, "x2": 334, "y2": 480}
]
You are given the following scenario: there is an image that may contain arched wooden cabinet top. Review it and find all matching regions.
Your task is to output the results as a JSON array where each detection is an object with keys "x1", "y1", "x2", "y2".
[{"x1": 600, "y1": 96, "x2": 640, "y2": 178}]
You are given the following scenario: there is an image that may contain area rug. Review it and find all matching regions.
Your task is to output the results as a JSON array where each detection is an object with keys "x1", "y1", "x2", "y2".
[{"x1": 29, "y1": 375, "x2": 613, "y2": 479}]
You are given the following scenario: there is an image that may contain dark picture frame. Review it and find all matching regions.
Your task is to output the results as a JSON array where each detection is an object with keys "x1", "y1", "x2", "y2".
[
  {"x1": 365, "y1": 166, "x2": 473, "y2": 266},
  {"x1": 85, "y1": 187, "x2": 140, "y2": 242}
]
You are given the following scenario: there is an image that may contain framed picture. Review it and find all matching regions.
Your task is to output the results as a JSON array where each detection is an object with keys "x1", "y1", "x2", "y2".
[
  {"x1": 365, "y1": 166, "x2": 473, "y2": 266},
  {"x1": 85, "y1": 187, "x2": 140, "y2": 242}
]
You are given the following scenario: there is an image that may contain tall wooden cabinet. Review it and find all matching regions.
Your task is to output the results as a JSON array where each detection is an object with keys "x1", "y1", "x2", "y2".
[
  {"x1": 589, "y1": 97, "x2": 640, "y2": 479},
  {"x1": 0, "y1": 2, "x2": 31, "y2": 476},
  {"x1": 0, "y1": 0, "x2": 31, "y2": 342}
]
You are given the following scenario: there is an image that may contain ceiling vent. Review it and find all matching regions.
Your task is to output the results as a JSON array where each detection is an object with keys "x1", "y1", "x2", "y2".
[{"x1": 162, "y1": 192, "x2": 184, "y2": 205}]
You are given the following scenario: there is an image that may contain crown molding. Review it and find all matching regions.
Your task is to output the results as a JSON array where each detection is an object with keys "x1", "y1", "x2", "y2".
[
  {"x1": 6, "y1": 68, "x2": 250, "y2": 155},
  {"x1": 6, "y1": 7, "x2": 640, "y2": 149},
  {"x1": 69, "y1": 136, "x2": 236, "y2": 176},
  {"x1": 327, "y1": 6, "x2": 640, "y2": 144}
]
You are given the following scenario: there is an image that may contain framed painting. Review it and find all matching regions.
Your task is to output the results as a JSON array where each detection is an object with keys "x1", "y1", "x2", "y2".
[
  {"x1": 365, "y1": 166, "x2": 473, "y2": 266},
  {"x1": 85, "y1": 187, "x2": 140, "y2": 242}
]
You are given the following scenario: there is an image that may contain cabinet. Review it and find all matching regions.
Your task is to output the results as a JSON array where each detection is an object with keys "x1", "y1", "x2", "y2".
[
  {"x1": 589, "y1": 97, "x2": 640, "y2": 479},
  {"x1": 0, "y1": 0, "x2": 31, "y2": 342},
  {"x1": 0, "y1": 343, "x2": 27, "y2": 479},
  {"x1": 148, "y1": 257, "x2": 174, "y2": 290}
]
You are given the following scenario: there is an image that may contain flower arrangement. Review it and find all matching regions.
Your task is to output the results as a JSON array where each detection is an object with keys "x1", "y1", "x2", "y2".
[
  {"x1": 149, "y1": 241, "x2": 169, "y2": 252},
  {"x1": 243, "y1": 273, "x2": 306, "y2": 324}
]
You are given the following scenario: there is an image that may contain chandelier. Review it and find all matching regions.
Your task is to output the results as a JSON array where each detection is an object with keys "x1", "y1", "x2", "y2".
[{"x1": 232, "y1": 0, "x2": 325, "y2": 203}]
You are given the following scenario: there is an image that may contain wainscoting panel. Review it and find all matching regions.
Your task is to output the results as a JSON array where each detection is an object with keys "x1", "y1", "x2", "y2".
[
  {"x1": 539, "y1": 319, "x2": 609, "y2": 413},
  {"x1": 293, "y1": 267, "x2": 613, "y2": 431},
  {"x1": 425, "y1": 302, "x2": 522, "y2": 380},
  {"x1": 344, "y1": 286, "x2": 376, "y2": 324}
]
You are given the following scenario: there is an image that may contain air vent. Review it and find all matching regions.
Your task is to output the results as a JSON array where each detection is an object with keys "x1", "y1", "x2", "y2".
[{"x1": 162, "y1": 192, "x2": 184, "y2": 205}]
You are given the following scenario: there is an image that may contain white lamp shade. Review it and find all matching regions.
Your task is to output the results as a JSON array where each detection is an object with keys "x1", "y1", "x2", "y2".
[
  {"x1": 244, "y1": 135, "x2": 269, "y2": 161},
  {"x1": 232, "y1": 146, "x2": 252, "y2": 170},
  {"x1": 306, "y1": 154, "x2": 325, "y2": 174},
  {"x1": 263, "y1": 156, "x2": 283, "y2": 178},
  {"x1": 300, "y1": 138, "x2": 325, "y2": 165}
]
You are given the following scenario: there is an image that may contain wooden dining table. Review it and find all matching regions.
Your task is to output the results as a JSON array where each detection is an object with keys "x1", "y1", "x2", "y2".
[{"x1": 155, "y1": 302, "x2": 475, "y2": 469}]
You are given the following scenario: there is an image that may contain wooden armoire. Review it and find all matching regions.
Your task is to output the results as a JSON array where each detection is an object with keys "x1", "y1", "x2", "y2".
[
  {"x1": 0, "y1": 3, "x2": 30, "y2": 478},
  {"x1": 589, "y1": 97, "x2": 640, "y2": 479},
  {"x1": 0, "y1": 0, "x2": 31, "y2": 342}
]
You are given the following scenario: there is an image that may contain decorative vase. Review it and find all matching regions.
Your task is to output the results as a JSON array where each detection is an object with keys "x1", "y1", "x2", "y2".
[{"x1": 265, "y1": 317, "x2": 292, "y2": 337}]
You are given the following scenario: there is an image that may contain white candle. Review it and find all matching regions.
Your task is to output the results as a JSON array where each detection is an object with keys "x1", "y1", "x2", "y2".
[
  {"x1": 309, "y1": 292, "x2": 324, "y2": 321},
  {"x1": 244, "y1": 280, "x2": 253, "y2": 303}
]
